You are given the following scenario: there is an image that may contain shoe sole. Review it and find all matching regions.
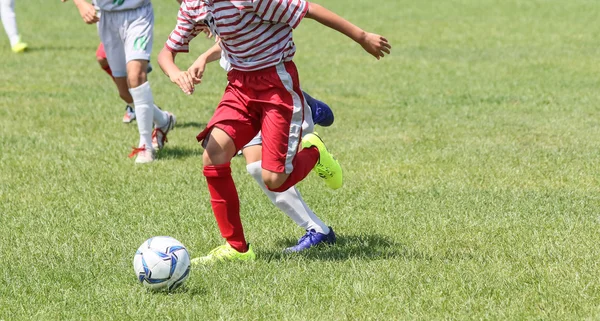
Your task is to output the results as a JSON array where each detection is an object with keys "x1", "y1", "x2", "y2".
[{"x1": 135, "y1": 153, "x2": 155, "y2": 164}]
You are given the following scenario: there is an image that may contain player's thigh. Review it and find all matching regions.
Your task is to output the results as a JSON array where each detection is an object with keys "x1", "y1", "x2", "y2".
[
  {"x1": 260, "y1": 66, "x2": 305, "y2": 175},
  {"x1": 123, "y1": 4, "x2": 153, "y2": 65},
  {"x1": 301, "y1": 94, "x2": 314, "y2": 135},
  {"x1": 202, "y1": 127, "x2": 238, "y2": 166},
  {"x1": 198, "y1": 91, "x2": 259, "y2": 168},
  {"x1": 126, "y1": 59, "x2": 148, "y2": 87},
  {"x1": 242, "y1": 135, "x2": 263, "y2": 164},
  {"x1": 99, "y1": 21, "x2": 127, "y2": 77}
]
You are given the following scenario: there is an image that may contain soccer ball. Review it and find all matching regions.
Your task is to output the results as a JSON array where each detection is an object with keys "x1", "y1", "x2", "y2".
[{"x1": 133, "y1": 236, "x2": 191, "y2": 291}]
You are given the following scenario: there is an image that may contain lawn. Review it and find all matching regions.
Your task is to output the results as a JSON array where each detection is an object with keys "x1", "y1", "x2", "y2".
[{"x1": 2, "y1": 0, "x2": 600, "y2": 319}]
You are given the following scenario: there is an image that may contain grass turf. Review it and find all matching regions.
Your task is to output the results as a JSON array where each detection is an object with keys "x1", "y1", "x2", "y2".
[{"x1": 2, "y1": 0, "x2": 600, "y2": 319}]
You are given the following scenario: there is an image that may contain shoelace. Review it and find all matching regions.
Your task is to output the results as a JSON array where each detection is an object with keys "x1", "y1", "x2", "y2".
[
  {"x1": 128, "y1": 144, "x2": 147, "y2": 158},
  {"x1": 151, "y1": 128, "x2": 168, "y2": 145},
  {"x1": 152, "y1": 116, "x2": 173, "y2": 146},
  {"x1": 298, "y1": 230, "x2": 318, "y2": 245},
  {"x1": 314, "y1": 162, "x2": 334, "y2": 179}
]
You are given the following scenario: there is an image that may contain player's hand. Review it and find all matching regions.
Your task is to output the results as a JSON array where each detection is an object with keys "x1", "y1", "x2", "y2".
[
  {"x1": 201, "y1": 27, "x2": 214, "y2": 39},
  {"x1": 187, "y1": 58, "x2": 207, "y2": 85},
  {"x1": 359, "y1": 32, "x2": 391, "y2": 60},
  {"x1": 188, "y1": 55, "x2": 206, "y2": 85},
  {"x1": 170, "y1": 71, "x2": 196, "y2": 95},
  {"x1": 75, "y1": 0, "x2": 99, "y2": 24}
]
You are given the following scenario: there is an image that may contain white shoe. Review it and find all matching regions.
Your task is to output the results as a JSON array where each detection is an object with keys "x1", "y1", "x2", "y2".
[
  {"x1": 152, "y1": 111, "x2": 176, "y2": 150},
  {"x1": 123, "y1": 105, "x2": 136, "y2": 123},
  {"x1": 128, "y1": 145, "x2": 155, "y2": 164}
]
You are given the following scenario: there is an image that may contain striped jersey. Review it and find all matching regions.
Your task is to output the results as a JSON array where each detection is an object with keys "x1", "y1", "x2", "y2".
[
  {"x1": 95, "y1": 0, "x2": 150, "y2": 12},
  {"x1": 165, "y1": 0, "x2": 309, "y2": 71}
]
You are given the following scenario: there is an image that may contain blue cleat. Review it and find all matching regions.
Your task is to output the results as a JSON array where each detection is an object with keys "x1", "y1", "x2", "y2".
[
  {"x1": 303, "y1": 91, "x2": 334, "y2": 127},
  {"x1": 283, "y1": 227, "x2": 336, "y2": 253}
]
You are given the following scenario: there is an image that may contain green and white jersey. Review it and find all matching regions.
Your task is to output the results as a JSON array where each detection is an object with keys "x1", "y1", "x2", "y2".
[{"x1": 94, "y1": 0, "x2": 151, "y2": 11}]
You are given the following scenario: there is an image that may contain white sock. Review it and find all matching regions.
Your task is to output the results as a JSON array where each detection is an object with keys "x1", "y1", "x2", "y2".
[
  {"x1": 129, "y1": 82, "x2": 154, "y2": 149},
  {"x1": 153, "y1": 104, "x2": 168, "y2": 128},
  {"x1": 0, "y1": 0, "x2": 20, "y2": 46},
  {"x1": 246, "y1": 161, "x2": 330, "y2": 234}
]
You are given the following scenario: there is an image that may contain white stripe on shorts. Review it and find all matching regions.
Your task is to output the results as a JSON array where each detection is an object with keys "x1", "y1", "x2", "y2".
[{"x1": 275, "y1": 63, "x2": 304, "y2": 174}]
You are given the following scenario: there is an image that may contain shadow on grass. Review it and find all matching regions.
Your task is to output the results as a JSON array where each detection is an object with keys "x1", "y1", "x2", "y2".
[
  {"x1": 175, "y1": 121, "x2": 206, "y2": 129},
  {"x1": 154, "y1": 285, "x2": 208, "y2": 297},
  {"x1": 263, "y1": 233, "x2": 430, "y2": 262},
  {"x1": 159, "y1": 146, "x2": 203, "y2": 160}
]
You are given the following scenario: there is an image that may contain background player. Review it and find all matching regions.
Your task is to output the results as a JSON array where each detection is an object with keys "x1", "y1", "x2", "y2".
[
  {"x1": 96, "y1": 42, "x2": 137, "y2": 123},
  {"x1": 1, "y1": 0, "x2": 27, "y2": 53},
  {"x1": 68, "y1": 0, "x2": 176, "y2": 163},
  {"x1": 93, "y1": 0, "x2": 183, "y2": 123}
]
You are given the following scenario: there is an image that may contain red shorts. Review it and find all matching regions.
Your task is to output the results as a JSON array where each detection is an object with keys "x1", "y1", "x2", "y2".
[
  {"x1": 96, "y1": 43, "x2": 107, "y2": 60},
  {"x1": 197, "y1": 61, "x2": 306, "y2": 174}
]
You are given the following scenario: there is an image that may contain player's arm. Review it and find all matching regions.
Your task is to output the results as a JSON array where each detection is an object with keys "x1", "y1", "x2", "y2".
[
  {"x1": 187, "y1": 41, "x2": 222, "y2": 80},
  {"x1": 158, "y1": 48, "x2": 198, "y2": 96},
  {"x1": 158, "y1": 1, "x2": 210, "y2": 95},
  {"x1": 305, "y1": 2, "x2": 391, "y2": 60},
  {"x1": 156, "y1": 0, "x2": 188, "y2": 80}
]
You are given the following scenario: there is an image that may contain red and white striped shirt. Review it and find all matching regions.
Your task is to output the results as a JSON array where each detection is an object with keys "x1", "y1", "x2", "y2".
[{"x1": 165, "y1": 0, "x2": 308, "y2": 71}]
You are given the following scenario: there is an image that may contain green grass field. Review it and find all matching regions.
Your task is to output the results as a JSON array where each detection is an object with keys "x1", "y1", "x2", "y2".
[{"x1": 2, "y1": 0, "x2": 600, "y2": 319}]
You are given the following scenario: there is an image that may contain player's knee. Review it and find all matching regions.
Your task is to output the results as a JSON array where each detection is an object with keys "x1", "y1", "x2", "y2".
[
  {"x1": 96, "y1": 56, "x2": 109, "y2": 69},
  {"x1": 119, "y1": 91, "x2": 132, "y2": 103},
  {"x1": 202, "y1": 150, "x2": 213, "y2": 166},
  {"x1": 262, "y1": 171, "x2": 287, "y2": 191},
  {"x1": 127, "y1": 73, "x2": 147, "y2": 88},
  {"x1": 202, "y1": 148, "x2": 230, "y2": 166},
  {"x1": 127, "y1": 60, "x2": 149, "y2": 87},
  {"x1": 273, "y1": 194, "x2": 289, "y2": 208},
  {"x1": 246, "y1": 161, "x2": 261, "y2": 176}
]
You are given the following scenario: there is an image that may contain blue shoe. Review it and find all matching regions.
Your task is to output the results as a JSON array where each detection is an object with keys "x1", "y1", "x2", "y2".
[
  {"x1": 284, "y1": 227, "x2": 336, "y2": 253},
  {"x1": 303, "y1": 91, "x2": 334, "y2": 127}
]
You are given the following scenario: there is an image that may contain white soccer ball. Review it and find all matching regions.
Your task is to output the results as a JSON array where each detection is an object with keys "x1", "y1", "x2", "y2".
[{"x1": 133, "y1": 236, "x2": 191, "y2": 291}]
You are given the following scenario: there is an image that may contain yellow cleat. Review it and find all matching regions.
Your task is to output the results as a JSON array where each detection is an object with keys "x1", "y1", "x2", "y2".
[
  {"x1": 11, "y1": 41, "x2": 28, "y2": 53},
  {"x1": 191, "y1": 243, "x2": 255, "y2": 266},
  {"x1": 302, "y1": 132, "x2": 343, "y2": 189}
]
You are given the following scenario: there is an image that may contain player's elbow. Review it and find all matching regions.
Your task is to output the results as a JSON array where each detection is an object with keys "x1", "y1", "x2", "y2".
[
  {"x1": 304, "y1": 2, "x2": 322, "y2": 20},
  {"x1": 157, "y1": 47, "x2": 176, "y2": 70}
]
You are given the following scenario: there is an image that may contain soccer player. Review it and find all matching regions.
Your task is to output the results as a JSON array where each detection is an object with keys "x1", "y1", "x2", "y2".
[
  {"x1": 158, "y1": 0, "x2": 391, "y2": 263},
  {"x1": 96, "y1": 42, "x2": 137, "y2": 123},
  {"x1": 61, "y1": 0, "x2": 137, "y2": 122},
  {"x1": 92, "y1": 0, "x2": 183, "y2": 123},
  {"x1": 1, "y1": 0, "x2": 27, "y2": 53},
  {"x1": 159, "y1": 41, "x2": 337, "y2": 255},
  {"x1": 68, "y1": 0, "x2": 176, "y2": 163}
]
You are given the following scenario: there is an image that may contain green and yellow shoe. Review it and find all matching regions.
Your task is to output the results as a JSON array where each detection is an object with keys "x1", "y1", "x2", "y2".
[
  {"x1": 191, "y1": 243, "x2": 255, "y2": 266},
  {"x1": 11, "y1": 40, "x2": 28, "y2": 53},
  {"x1": 302, "y1": 132, "x2": 343, "y2": 189}
]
